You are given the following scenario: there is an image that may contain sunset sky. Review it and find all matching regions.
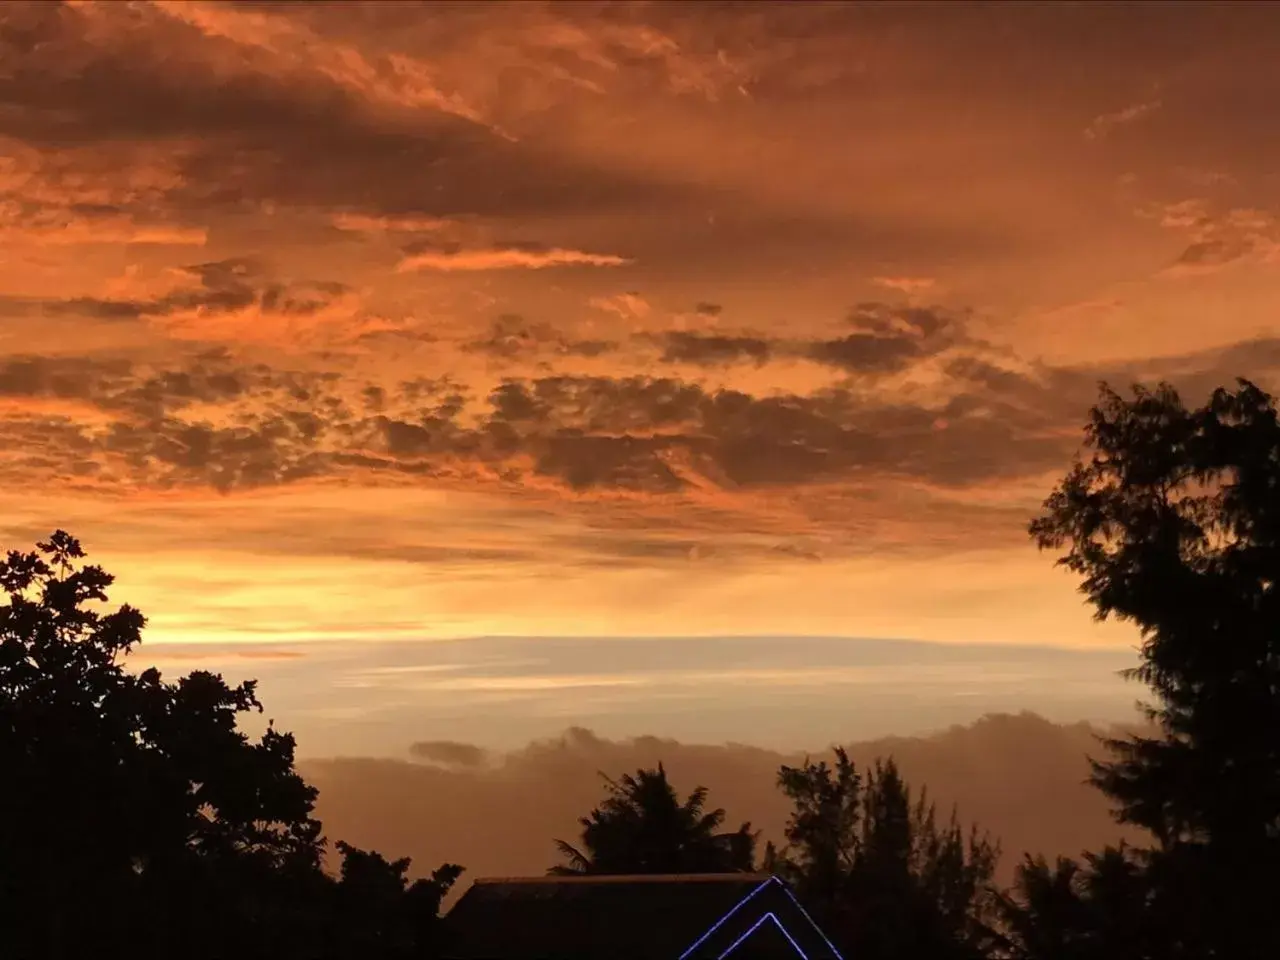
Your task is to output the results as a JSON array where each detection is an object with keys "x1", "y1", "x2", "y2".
[{"x1": 3, "y1": 0, "x2": 1278, "y2": 755}]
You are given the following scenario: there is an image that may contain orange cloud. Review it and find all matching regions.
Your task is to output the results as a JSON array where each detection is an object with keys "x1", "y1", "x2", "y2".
[
  {"x1": 331, "y1": 213, "x2": 456, "y2": 234},
  {"x1": 0, "y1": 137, "x2": 205, "y2": 246},
  {"x1": 397, "y1": 247, "x2": 631, "y2": 272},
  {"x1": 0, "y1": 217, "x2": 206, "y2": 247},
  {"x1": 145, "y1": 646, "x2": 306, "y2": 663},
  {"x1": 147, "y1": 0, "x2": 497, "y2": 132},
  {"x1": 1085, "y1": 98, "x2": 1161, "y2": 140},
  {"x1": 1147, "y1": 200, "x2": 1280, "y2": 277},
  {"x1": 152, "y1": 289, "x2": 389, "y2": 347},
  {"x1": 873, "y1": 276, "x2": 935, "y2": 294},
  {"x1": 589, "y1": 293, "x2": 651, "y2": 318}
]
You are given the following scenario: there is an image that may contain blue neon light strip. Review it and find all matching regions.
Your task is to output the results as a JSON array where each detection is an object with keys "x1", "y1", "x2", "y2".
[
  {"x1": 779, "y1": 882, "x2": 846, "y2": 960},
  {"x1": 716, "y1": 912, "x2": 809, "y2": 960},
  {"x1": 677, "y1": 875, "x2": 846, "y2": 960},
  {"x1": 676, "y1": 879, "x2": 774, "y2": 960}
]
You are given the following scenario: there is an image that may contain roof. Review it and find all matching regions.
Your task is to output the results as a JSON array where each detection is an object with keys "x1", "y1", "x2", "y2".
[{"x1": 441, "y1": 873, "x2": 844, "y2": 960}]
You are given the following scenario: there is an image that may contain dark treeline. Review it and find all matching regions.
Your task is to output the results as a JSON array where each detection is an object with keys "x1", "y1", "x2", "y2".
[{"x1": 2, "y1": 378, "x2": 1279, "y2": 959}]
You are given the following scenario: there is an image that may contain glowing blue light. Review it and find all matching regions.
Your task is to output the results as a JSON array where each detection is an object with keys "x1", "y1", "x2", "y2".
[
  {"x1": 779, "y1": 881, "x2": 846, "y2": 960},
  {"x1": 716, "y1": 912, "x2": 809, "y2": 960},
  {"x1": 676, "y1": 875, "x2": 845, "y2": 960},
  {"x1": 676, "y1": 879, "x2": 773, "y2": 960}
]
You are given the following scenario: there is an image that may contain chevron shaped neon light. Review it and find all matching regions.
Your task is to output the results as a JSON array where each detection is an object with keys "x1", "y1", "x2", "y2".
[
  {"x1": 717, "y1": 912, "x2": 808, "y2": 960},
  {"x1": 676, "y1": 879, "x2": 774, "y2": 960},
  {"x1": 779, "y1": 879, "x2": 845, "y2": 960},
  {"x1": 676, "y1": 876, "x2": 845, "y2": 960}
]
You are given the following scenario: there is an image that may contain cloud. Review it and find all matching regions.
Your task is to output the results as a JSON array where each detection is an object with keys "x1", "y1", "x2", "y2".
[
  {"x1": 503, "y1": 10, "x2": 752, "y2": 104},
  {"x1": 0, "y1": 136, "x2": 206, "y2": 247},
  {"x1": 805, "y1": 303, "x2": 965, "y2": 374},
  {"x1": 0, "y1": 351, "x2": 349, "y2": 492},
  {"x1": 657, "y1": 331, "x2": 772, "y2": 367},
  {"x1": 5, "y1": 325, "x2": 1280, "y2": 500},
  {"x1": 331, "y1": 213, "x2": 456, "y2": 234},
  {"x1": 0, "y1": 0, "x2": 697, "y2": 226},
  {"x1": 145, "y1": 646, "x2": 306, "y2": 663},
  {"x1": 18, "y1": 257, "x2": 395, "y2": 348},
  {"x1": 589, "y1": 293, "x2": 650, "y2": 319},
  {"x1": 694, "y1": 302, "x2": 723, "y2": 317},
  {"x1": 1084, "y1": 98, "x2": 1161, "y2": 140},
  {"x1": 1139, "y1": 200, "x2": 1280, "y2": 276},
  {"x1": 147, "y1": 0, "x2": 497, "y2": 132},
  {"x1": 0, "y1": 358, "x2": 1089, "y2": 493},
  {"x1": 464, "y1": 315, "x2": 616, "y2": 361},
  {"x1": 872, "y1": 276, "x2": 935, "y2": 294},
  {"x1": 397, "y1": 244, "x2": 631, "y2": 273},
  {"x1": 477, "y1": 367, "x2": 1073, "y2": 492},
  {"x1": 409, "y1": 740, "x2": 492, "y2": 768},
  {"x1": 0, "y1": 217, "x2": 206, "y2": 247},
  {"x1": 471, "y1": 324, "x2": 1280, "y2": 494},
  {"x1": 303, "y1": 713, "x2": 1138, "y2": 889},
  {"x1": 99, "y1": 415, "x2": 332, "y2": 493},
  {"x1": 646, "y1": 304, "x2": 966, "y2": 374}
]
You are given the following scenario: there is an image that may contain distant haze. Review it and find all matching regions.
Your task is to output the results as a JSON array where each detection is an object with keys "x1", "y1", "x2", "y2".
[
  {"x1": 303, "y1": 711, "x2": 1141, "y2": 890},
  {"x1": 140, "y1": 635, "x2": 1142, "y2": 756}
]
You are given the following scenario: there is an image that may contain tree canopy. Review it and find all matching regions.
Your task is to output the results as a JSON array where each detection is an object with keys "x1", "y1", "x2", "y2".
[
  {"x1": 1005, "y1": 378, "x2": 1280, "y2": 958},
  {"x1": 551, "y1": 763, "x2": 757, "y2": 875},
  {"x1": 551, "y1": 749, "x2": 997, "y2": 959},
  {"x1": 0, "y1": 531, "x2": 460, "y2": 960},
  {"x1": 768, "y1": 750, "x2": 999, "y2": 960}
]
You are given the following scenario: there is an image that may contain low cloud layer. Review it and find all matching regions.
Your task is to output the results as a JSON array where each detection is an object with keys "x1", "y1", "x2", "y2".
[{"x1": 304, "y1": 712, "x2": 1139, "y2": 891}]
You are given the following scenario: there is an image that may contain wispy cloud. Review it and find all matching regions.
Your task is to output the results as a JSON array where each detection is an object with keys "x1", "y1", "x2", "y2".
[
  {"x1": 589, "y1": 293, "x2": 650, "y2": 318},
  {"x1": 463, "y1": 314, "x2": 616, "y2": 360},
  {"x1": 147, "y1": 0, "x2": 499, "y2": 132},
  {"x1": 1085, "y1": 98, "x2": 1161, "y2": 140},
  {"x1": 397, "y1": 245, "x2": 631, "y2": 272},
  {"x1": 331, "y1": 213, "x2": 456, "y2": 234},
  {"x1": 0, "y1": 137, "x2": 206, "y2": 246},
  {"x1": 0, "y1": 217, "x2": 207, "y2": 247},
  {"x1": 873, "y1": 276, "x2": 935, "y2": 294},
  {"x1": 1146, "y1": 199, "x2": 1280, "y2": 277}
]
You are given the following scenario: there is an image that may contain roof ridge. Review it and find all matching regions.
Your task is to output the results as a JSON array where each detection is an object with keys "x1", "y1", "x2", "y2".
[{"x1": 471, "y1": 873, "x2": 775, "y2": 885}]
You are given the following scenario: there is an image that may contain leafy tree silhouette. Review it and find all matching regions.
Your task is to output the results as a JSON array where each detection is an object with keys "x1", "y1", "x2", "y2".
[
  {"x1": 767, "y1": 750, "x2": 999, "y2": 960},
  {"x1": 766, "y1": 747, "x2": 861, "y2": 923},
  {"x1": 1000, "y1": 379, "x2": 1280, "y2": 959},
  {"x1": 550, "y1": 763, "x2": 757, "y2": 875},
  {"x1": 995, "y1": 845, "x2": 1152, "y2": 960},
  {"x1": 330, "y1": 842, "x2": 464, "y2": 959},
  {"x1": 0, "y1": 531, "x2": 461, "y2": 960}
]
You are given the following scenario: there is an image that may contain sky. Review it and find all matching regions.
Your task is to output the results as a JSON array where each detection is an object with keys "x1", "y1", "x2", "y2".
[{"x1": 3, "y1": 0, "x2": 1280, "y2": 755}]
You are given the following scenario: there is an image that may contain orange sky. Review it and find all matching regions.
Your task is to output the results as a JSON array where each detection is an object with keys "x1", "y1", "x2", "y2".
[{"x1": 2, "y1": 0, "x2": 1278, "y2": 752}]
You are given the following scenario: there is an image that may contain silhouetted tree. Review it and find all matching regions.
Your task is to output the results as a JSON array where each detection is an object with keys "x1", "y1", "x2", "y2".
[
  {"x1": 994, "y1": 844, "x2": 1153, "y2": 960},
  {"x1": 1015, "y1": 379, "x2": 1280, "y2": 958},
  {"x1": 551, "y1": 763, "x2": 757, "y2": 875},
  {"x1": 769, "y1": 750, "x2": 999, "y2": 960},
  {"x1": 766, "y1": 747, "x2": 861, "y2": 921},
  {"x1": 0, "y1": 531, "x2": 460, "y2": 960},
  {"x1": 325, "y1": 842, "x2": 464, "y2": 959}
]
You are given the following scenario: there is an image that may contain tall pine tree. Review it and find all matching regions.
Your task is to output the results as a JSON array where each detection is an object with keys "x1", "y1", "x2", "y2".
[{"x1": 1012, "y1": 379, "x2": 1280, "y2": 958}]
